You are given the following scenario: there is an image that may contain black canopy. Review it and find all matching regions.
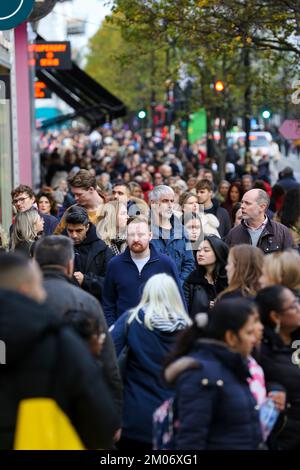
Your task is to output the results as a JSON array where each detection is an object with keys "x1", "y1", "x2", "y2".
[{"x1": 36, "y1": 58, "x2": 127, "y2": 128}]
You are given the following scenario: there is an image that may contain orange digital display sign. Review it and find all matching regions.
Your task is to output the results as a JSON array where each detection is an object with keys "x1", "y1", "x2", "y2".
[
  {"x1": 35, "y1": 81, "x2": 51, "y2": 99},
  {"x1": 29, "y1": 41, "x2": 72, "y2": 70}
]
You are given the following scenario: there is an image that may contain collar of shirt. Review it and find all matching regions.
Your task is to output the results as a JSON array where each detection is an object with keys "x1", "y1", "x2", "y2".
[{"x1": 244, "y1": 216, "x2": 268, "y2": 232}]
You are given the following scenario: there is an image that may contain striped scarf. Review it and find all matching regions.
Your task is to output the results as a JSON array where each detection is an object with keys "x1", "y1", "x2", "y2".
[{"x1": 150, "y1": 312, "x2": 189, "y2": 333}]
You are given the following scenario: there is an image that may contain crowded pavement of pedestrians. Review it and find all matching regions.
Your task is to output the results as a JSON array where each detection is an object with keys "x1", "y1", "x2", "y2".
[{"x1": 1, "y1": 123, "x2": 300, "y2": 453}]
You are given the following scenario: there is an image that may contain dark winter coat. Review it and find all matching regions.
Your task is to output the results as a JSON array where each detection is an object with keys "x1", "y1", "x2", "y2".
[
  {"x1": 225, "y1": 218, "x2": 296, "y2": 254},
  {"x1": 103, "y1": 244, "x2": 185, "y2": 327},
  {"x1": 0, "y1": 290, "x2": 120, "y2": 450},
  {"x1": 150, "y1": 215, "x2": 195, "y2": 283},
  {"x1": 14, "y1": 240, "x2": 35, "y2": 257},
  {"x1": 219, "y1": 289, "x2": 255, "y2": 301},
  {"x1": 257, "y1": 326, "x2": 300, "y2": 450},
  {"x1": 42, "y1": 267, "x2": 123, "y2": 416},
  {"x1": 183, "y1": 268, "x2": 228, "y2": 317},
  {"x1": 111, "y1": 309, "x2": 179, "y2": 444},
  {"x1": 166, "y1": 340, "x2": 262, "y2": 450},
  {"x1": 42, "y1": 213, "x2": 59, "y2": 235},
  {"x1": 277, "y1": 175, "x2": 300, "y2": 192},
  {"x1": 72, "y1": 224, "x2": 113, "y2": 300}
]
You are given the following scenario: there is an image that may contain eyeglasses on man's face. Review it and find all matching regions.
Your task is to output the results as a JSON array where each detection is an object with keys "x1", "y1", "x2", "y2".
[{"x1": 12, "y1": 195, "x2": 30, "y2": 205}]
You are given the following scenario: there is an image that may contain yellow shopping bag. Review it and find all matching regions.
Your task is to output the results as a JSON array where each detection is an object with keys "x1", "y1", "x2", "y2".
[{"x1": 14, "y1": 398, "x2": 85, "y2": 450}]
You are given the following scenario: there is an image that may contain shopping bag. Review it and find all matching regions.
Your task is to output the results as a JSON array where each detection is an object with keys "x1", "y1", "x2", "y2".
[
  {"x1": 14, "y1": 397, "x2": 85, "y2": 450},
  {"x1": 259, "y1": 397, "x2": 280, "y2": 442}
]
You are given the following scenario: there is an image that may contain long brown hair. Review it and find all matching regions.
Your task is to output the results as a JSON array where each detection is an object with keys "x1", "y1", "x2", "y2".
[{"x1": 219, "y1": 244, "x2": 263, "y2": 298}]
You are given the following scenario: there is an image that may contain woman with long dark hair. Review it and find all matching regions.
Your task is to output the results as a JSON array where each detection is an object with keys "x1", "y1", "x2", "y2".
[
  {"x1": 278, "y1": 187, "x2": 300, "y2": 250},
  {"x1": 221, "y1": 182, "x2": 242, "y2": 222},
  {"x1": 183, "y1": 235, "x2": 228, "y2": 317}
]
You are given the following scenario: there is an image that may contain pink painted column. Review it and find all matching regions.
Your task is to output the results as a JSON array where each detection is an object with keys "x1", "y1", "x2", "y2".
[{"x1": 14, "y1": 23, "x2": 32, "y2": 185}]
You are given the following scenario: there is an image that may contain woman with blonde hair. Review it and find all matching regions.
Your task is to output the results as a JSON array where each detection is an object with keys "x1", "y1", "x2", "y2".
[
  {"x1": 96, "y1": 200, "x2": 128, "y2": 255},
  {"x1": 11, "y1": 208, "x2": 44, "y2": 257},
  {"x1": 259, "y1": 250, "x2": 300, "y2": 298},
  {"x1": 219, "y1": 244, "x2": 264, "y2": 300},
  {"x1": 111, "y1": 273, "x2": 191, "y2": 451}
]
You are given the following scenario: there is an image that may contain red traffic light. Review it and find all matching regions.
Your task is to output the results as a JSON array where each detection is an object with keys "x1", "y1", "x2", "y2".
[{"x1": 214, "y1": 80, "x2": 225, "y2": 92}]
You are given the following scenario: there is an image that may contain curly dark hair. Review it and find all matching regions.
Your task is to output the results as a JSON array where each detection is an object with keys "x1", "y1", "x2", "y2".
[{"x1": 36, "y1": 191, "x2": 58, "y2": 217}]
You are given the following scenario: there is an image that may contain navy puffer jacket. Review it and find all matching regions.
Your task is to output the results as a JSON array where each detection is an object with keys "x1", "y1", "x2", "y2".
[{"x1": 166, "y1": 340, "x2": 262, "y2": 450}]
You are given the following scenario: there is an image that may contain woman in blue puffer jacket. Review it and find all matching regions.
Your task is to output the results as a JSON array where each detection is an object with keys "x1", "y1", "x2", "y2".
[{"x1": 164, "y1": 298, "x2": 263, "y2": 450}]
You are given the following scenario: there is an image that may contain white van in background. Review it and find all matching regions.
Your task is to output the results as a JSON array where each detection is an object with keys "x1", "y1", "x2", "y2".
[{"x1": 227, "y1": 131, "x2": 273, "y2": 164}]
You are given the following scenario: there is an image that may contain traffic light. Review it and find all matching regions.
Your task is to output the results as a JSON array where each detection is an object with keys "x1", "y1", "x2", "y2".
[
  {"x1": 261, "y1": 109, "x2": 271, "y2": 119},
  {"x1": 137, "y1": 109, "x2": 147, "y2": 119},
  {"x1": 214, "y1": 80, "x2": 225, "y2": 92}
]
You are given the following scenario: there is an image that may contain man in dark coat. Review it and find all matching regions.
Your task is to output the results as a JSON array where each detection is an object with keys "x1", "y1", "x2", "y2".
[
  {"x1": 103, "y1": 216, "x2": 185, "y2": 327},
  {"x1": 0, "y1": 252, "x2": 119, "y2": 450},
  {"x1": 225, "y1": 189, "x2": 296, "y2": 253},
  {"x1": 34, "y1": 235, "x2": 123, "y2": 417},
  {"x1": 277, "y1": 167, "x2": 300, "y2": 192},
  {"x1": 64, "y1": 205, "x2": 113, "y2": 300}
]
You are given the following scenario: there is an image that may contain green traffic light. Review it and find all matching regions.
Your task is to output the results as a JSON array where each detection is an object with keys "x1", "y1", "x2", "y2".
[
  {"x1": 138, "y1": 110, "x2": 147, "y2": 119},
  {"x1": 262, "y1": 110, "x2": 271, "y2": 119}
]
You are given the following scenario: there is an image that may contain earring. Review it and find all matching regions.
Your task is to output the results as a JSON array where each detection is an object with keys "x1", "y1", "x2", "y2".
[{"x1": 275, "y1": 322, "x2": 281, "y2": 334}]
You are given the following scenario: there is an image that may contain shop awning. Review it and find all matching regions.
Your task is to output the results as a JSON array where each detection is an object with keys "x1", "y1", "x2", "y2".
[{"x1": 36, "y1": 60, "x2": 127, "y2": 128}]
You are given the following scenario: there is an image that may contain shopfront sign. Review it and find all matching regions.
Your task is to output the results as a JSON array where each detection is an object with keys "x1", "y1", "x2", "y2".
[
  {"x1": 35, "y1": 80, "x2": 51, "y2": 99},
  {"x1": 28, "y1": 41, "x2": 72, "y2": 69}
]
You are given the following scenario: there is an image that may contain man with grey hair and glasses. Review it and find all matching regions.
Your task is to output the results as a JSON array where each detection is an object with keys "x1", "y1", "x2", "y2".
[
  {"x1": 149, "y1": 185, "x2": 195, "y2": 283},
  {"x1": 225, "y1": 189, "x2": 296, "y2": 253}
]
